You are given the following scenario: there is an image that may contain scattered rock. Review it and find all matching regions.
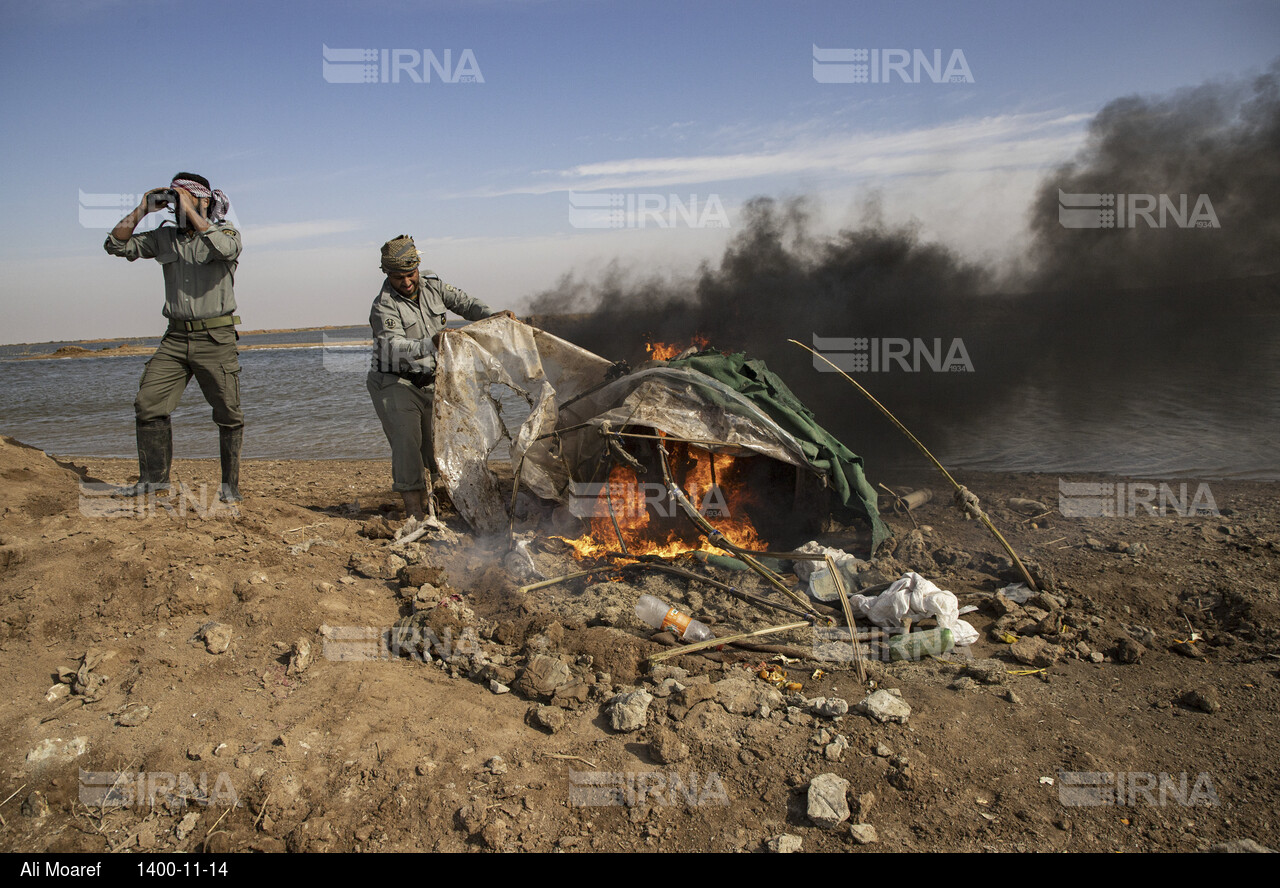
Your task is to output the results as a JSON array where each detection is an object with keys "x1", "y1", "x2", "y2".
[
  {"x1": 898, "y1": 529, "x2": 928, "y2": 565},
  {"x1": 531, "y1": 704, "x2": 566, "y2": 734},
  {"x1": 26, "y1": 736, "x2": 88, "y2": 767},
  {"x1": 715, "y1": 672, "x2": 783, "y2": 716},
  {"x1": 651, "y1": 677, "x2": 684, "y2": 698},
  {"x1": 489, "y1": 680, "x2": 510, "y2": 695},
  {"x1": 963, "y1": 660, "x2": 1008, "y2": 685},
  {"x1": 287, "y1": 638, "x2": 312, "y2": 676},
  {"x1": 514, "y1": 655, "x2": 571, "y2": 699},
  {"x1": 137, "y1": 820, "x2": 157, "y2": 849},
  {"x1": 1171, "y1": 641, "x2": 1206, "y2": 660},
  {"x1": 848, "y1": 823, "x2": 879, "y2": 845},
  {"x1": 398, "y1": 564, "x2": 447, "y2": 588},
  {"x1": 1003, "y1": 689, "x2": 1023, "y2": 705},
  {"x1": 1011, "y1": 635, "x2": 1064, "y2": 668},
  {"x1": 824, "y1": 734, "x2": 849, "y2": 762},
  {"x1": 486, "y1": 756, "x2": 508, "y2": 775},
  {"x1": 21, "y1": 791, "x2": 49, "y2": 818},
  {"x1": 949, "y1": 677, "x2": 980, "y2": 692},
  {"x1": 361, "y1": 516, "x2": 396, "y2": 540},
  {"x1": 606, "y1": 689, "x2": 653, "y2": 733},
  {"x1": 1114, "y1": 637, "x2": 1146, "y2": 664},
  {"x1": 810, "y1": 697, "x2": 849, "y2": 718},
  {"x1": 765, "y1": 834, "x2": 803, "y2": 853},
  {"x1": 857, "y1": 689, "x2": 911, "y2": 724},
  {"x1": 785, "y1": 706, "x2": 814, "y2": 727},
  {"x1": 193, "y1": 622, "x2": 232, "y2": 655},
  {"x1": 854, "y1": 790, "x2": 877, "y2": 820},
  {"x1": 807, "y1": 774, "x2": 851, "y2": 828},
  {"x1": 1089, "y1": 651, "x2": 1105, "y2": 664},
  {"x1": 175, "y1": 811, "x2": 200, "y2": 841},
  {"x1": 650, "y1": 729, "x2": 689, "y2": 764},
  {"x1": 1180, "y1": 687, "x2": 1221, "y2": 714},
  {"x1": 116, "y1": 705, "x2": 151, "y2": 727},
  {"x1": 675, "y1": 680, "x2": 718, "y2": 708}
]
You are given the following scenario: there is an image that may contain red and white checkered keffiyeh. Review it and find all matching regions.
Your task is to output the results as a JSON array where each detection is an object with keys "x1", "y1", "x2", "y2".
[{"x1": 171, "y1": 178, "x2": 230, "y2": 223}]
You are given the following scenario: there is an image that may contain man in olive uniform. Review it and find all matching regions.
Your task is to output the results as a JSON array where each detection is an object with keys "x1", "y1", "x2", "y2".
[
  {"x1": 367, "y1": 234, "x2": 516, "y2": 520},
  {"x1": 104, "y1": 172, "x2": 244, "y2": 502}
]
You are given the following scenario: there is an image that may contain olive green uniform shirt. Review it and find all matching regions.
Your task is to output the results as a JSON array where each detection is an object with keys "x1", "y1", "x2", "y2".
[
  {"x1": 368, "y1": 272, "x2": 493, "y2": 380},
  {"x1": 104, "y1": 224, "x2": 241, "y2": 322}
]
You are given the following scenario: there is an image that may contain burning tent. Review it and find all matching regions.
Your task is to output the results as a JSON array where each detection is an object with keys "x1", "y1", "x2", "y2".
[{"x1": 432, "y1": 317, "x2": 889, "y2": 556}]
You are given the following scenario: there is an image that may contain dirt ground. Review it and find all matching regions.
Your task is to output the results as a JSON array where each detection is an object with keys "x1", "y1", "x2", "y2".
[{"x1": 0, "y1": 434, "x2": 1276, "y2": 853}]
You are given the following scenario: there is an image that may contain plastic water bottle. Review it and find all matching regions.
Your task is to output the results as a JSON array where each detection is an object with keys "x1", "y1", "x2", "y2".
[
  {"x1": 887, "y1": 627, "x2": 954, "y2": 661},
  {"x1": 635, "y1": 594, "x2": 715, "y2": 643}
]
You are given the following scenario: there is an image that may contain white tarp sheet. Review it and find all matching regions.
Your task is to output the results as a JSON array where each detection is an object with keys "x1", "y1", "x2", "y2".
[{"x1": 432, "y1": 318, "x2": 819, "y2": 534}]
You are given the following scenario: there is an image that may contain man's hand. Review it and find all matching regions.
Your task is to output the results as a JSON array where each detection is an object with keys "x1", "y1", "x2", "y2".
[
  {"x1": 489, "y1": 310, "x2": 520, "y2": 322},
  {"x1": 173, "y1": 187, "x2": 211, "y2": 232},
  {"x1": 111, "y1": 188, "x2": 170, "y2": 240},
  {"x1": 141, "y1": 187, "x2": 171, "y2": 212}
]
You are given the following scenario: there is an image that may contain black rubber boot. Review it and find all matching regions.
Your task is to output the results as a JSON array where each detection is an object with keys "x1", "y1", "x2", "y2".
[
  {"x1": 219, "y1": 427, "x2": 243, "y2": 503},
  {"x1": 121, "y1": 417, "x2": 172, "y2": 495}
]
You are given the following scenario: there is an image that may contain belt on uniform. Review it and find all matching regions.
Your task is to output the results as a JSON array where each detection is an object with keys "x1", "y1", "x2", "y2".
[
  {"x1": 175, "y1": 315, "x2": 240, "y2": 332},
  {"x1": 398, "y1": 370, "x2": 435, "y2": 388}
]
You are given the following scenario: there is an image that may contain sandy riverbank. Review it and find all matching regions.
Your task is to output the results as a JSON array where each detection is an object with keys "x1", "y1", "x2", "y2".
[{"x1": 0, "y1": 437, "x2": 1276, "y2": 852}]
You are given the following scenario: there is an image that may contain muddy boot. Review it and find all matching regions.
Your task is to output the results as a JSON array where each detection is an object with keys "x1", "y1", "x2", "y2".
[
  {"x1": 219, "y1": 427, "x2": 242, "y2": 503},
  {"x1": 120, "y1": 418, "x2": 172, "y2": 495},
  {"x1": 401, "y1": 489, "x2": 426, "y2": 520}
]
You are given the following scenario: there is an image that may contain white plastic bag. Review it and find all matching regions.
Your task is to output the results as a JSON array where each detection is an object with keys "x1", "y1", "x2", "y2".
[{"x1": 847, "y1": 571, "x2": 979, "y2": 646}]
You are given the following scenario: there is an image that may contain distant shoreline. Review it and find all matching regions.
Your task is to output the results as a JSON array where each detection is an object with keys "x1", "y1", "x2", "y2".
[{"x1": 18, "y1": 339, "x2": 374, "y2": 360}]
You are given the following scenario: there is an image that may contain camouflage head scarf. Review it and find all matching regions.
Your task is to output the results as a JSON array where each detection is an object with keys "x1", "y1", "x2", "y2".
[{"x1": 380, "y1": 235, "x2": 421, "y2": 274}]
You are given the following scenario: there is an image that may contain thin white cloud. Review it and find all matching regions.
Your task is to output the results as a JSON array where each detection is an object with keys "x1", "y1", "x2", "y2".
[{"x1": 473, "y1": 111, "x2": 1092, "y2": 197}]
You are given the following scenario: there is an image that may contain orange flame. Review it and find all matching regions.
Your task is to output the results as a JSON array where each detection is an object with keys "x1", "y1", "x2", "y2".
[
  {"x1": 645, "y1": 335, "x2": 711, "y2": 361},
  {"x1": 556, "y1": 444, "x2": 767, "y2": 561}
]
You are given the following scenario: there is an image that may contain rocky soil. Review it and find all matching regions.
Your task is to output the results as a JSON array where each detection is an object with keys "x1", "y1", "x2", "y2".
[{"x1": 0, "y1": 435, "x2": 1277, "y2": 853}]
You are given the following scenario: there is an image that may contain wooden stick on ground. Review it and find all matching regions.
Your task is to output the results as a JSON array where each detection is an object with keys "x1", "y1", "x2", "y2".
[
  {"x1": 825, "y1": 555, "x2": 869, "y2": 684},
  {"x1": 648, "y1": 621, "x2": 810, "y2": 663},
  {"x1": 515, "y1": 569, "x2": 607, "y2": 595}
]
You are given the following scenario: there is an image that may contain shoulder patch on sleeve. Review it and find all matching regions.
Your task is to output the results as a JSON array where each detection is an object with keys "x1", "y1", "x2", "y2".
[
  {"x1": 384, "y1": 316, "x2": 398, "y2": 329},
  {"x1": 220, "y1": 227, "x2": 238, "y2": 237}
]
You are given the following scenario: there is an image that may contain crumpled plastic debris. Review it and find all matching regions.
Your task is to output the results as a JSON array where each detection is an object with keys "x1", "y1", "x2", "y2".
[
  {"x1": 792, "y1": 541, "x2": 866, "y2": 602},
  {"x1": 847, "y1": 571, "x2": 979, "y2": 646}
]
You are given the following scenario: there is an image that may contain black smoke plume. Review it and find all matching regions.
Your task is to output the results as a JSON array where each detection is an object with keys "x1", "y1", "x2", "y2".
[{"x1": 528, "y1": 61, "x2": 1280, "y2": 470}]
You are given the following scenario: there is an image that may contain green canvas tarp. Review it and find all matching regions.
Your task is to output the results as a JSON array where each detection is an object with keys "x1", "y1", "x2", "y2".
[{"x1": 666, "y1": 351, "x2": 889, "y2": 553}]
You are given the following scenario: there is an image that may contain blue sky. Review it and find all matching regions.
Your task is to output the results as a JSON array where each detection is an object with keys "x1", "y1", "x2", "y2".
[{"x1": 0, "y1": 0, "x2": 1276, "y2": 343}]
